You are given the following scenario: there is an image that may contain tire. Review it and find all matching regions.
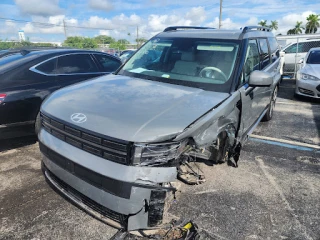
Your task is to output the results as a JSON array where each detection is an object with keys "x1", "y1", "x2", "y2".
[
  {"x1": 35, "y1": 112, "x2": 41, "y2": 136},
  {"x1": 262, "y1": 86, "x2": 278, "y2": 122},
  {"x1": 209, "y1": 132, "x2": 229, "y2": 164}
]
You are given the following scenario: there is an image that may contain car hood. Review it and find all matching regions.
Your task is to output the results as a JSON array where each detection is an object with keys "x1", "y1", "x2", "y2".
[
  {"x1": 41, "y1": 74, "x2": 229, "y2": 143},
  {"x1": 301, "y1": 64, "x2": 320, "y2": 77}
]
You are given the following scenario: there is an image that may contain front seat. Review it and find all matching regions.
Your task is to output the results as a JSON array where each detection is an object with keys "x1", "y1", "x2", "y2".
[{"x1": 171, "y1": 51, "x2": 197, "y2": 76}]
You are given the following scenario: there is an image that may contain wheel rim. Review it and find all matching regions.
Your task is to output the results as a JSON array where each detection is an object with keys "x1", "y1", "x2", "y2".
[{"x1": 269, "y1": 87, "x2": 278, "y2": 117}]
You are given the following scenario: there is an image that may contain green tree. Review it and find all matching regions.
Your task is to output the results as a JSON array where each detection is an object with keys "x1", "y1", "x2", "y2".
[
  {"x1": 136, "y1": 37, "x2": 147, "y2": 47},
  {"x1": 63, "y1": 36, "x2": 98, "y2": 49},
  {"x1": 293, "y1": 21, "x2": 304, "y2": 34},
  {"x1": 306, "y1": 14, "x2": 320, "y2": 33},
  {"x1": 258, "y1": 20, "x2": 268, "y2": 27},
  {"x1": 109, "y1": 40, "x2": 128, "y2": 50},
  {"x1": 94, "y1": 35, "x2": 115, "y2": 45},
  {"x1": 118, "y1": 39, "x2": 130, "y2": 45},
  {"x1": 269, "y1": 20, "x2": 278, "y2": 31},
  {"x1": 287, "y1": 29, "x2": 296, "y2": 35}
]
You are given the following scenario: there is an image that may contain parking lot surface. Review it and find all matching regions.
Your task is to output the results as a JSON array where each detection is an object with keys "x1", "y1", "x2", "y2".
[{"x1": 1, "y1": 79, "x2": 320, "y2": 240}]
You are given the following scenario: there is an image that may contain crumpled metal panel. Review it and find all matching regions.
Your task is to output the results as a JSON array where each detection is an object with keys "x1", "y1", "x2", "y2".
[{"x1": 174, "y1": 92, "x2": 241, "y2": 148}]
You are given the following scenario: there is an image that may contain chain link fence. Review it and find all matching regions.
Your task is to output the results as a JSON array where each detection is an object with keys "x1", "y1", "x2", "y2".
[{"x1": 276, "y1": 34, "x2": 320, "y2": 79}]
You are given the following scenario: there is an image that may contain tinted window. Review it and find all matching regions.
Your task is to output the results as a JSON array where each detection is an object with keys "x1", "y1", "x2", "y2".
[
  {"x1": 94, "y1": 54, "x2": 121, "y2": 72},
  {"x1": 258, "y1": 38, "x2": 270, "y2": 69},
  {"x1": 285, "y1": 43, "x2": 297, "y2": 53},
  {"x1": 285, "y1": 42, "x2": 319, "y2": 54},
  {"x1": 243, "y1": 39, "x2": 260, "y2": 83},
  {"x1": 35, "y1": 58, "x2": 56, "y2": 74},
  {"x1": 307, "y1": 50, "x2": 320, "y2": 64},
  {"x1": 268, "y1": 37, "x2": 280, "y2": 62},
  {"x1": 56, "y1": 54, "x2": 98, "y2": 74}
]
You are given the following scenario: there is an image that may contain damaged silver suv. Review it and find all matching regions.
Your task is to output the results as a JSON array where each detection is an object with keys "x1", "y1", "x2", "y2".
[{"x1": 39, "y1": 26, "x2": 281, "y2": 233}]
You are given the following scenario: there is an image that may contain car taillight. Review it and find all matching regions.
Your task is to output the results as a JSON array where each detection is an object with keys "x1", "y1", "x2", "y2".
[{"x1": 0, "y1": 94, "x2": 7, "y2": 103}]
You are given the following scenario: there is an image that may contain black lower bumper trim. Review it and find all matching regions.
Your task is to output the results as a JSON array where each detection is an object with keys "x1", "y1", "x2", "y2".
[
  {"x1": 42, "y1": 162, "x2": 128, "y2": 227},
  {"x1": 39, "y1": 142, "x2": 132, "y2": 199}
]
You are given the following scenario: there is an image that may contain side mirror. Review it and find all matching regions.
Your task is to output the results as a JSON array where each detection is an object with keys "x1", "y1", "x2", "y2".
[
  {"x1": 298, "y1": 58, "x2": 304, "y2": 64},
  {"x1": 249, "y1": 71, "x2": 273, "y2": 87},
  {"x1": 280, "y1": 51, "x2": 285, "y2": 57}
]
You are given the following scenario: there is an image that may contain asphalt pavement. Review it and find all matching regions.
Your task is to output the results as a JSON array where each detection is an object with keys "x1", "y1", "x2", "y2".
[{"x1": 0, "y1": 78, "x2": 320, "y2": 240}]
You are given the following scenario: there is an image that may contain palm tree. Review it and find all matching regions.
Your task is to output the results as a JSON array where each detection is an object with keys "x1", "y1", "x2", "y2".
[
  {"x1": 306, "y1": 14, "x2": 320, "y2": 33},
  {"x1": 293, "y1": 21, "x2": 305, "y2": 34},
  {"x1": 287, "y1": 29, "x2": 295, "y2": 35},
  {"x1": 258, "y1": 20, "x2": 267, "y2": 27},
  {"x1": 269, "y1": 20, "x2": 278, "y2": 31}
]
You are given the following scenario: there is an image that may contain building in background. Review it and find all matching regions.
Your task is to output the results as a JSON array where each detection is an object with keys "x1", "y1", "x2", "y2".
[{"x1": 18, "y1": 30, "x2": 25, "y2": 42}]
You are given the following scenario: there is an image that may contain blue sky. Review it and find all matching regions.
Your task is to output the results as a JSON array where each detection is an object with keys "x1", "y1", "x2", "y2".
[{"x1": 0, "y1": 0, "x2": 319, "y2": 43}]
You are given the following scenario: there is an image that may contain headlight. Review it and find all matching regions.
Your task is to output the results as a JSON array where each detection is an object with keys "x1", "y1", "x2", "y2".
[
  {"x1": 301, "y1": 73, "x2": 320, "y2": 81},
  {"x1": 132, "y1": 141, "x2": 187, "y2": 166}
]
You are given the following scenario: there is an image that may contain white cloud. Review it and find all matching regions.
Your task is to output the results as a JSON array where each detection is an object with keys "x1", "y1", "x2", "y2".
[
  {"x1": 20, "y1": 15, "x2": 78, "y2": 35},
  {"x1": 207, "y1": 17, "x2": 241, "y2": 30},
  {"x1": 88, "y1": 0, "x2": 113, "y2": 12},
  {"x1": 277, "y1": 11, "x2": 316, "y2": 34},
  {"x1": 185, "y1": 7, "x2": 207, "y2": 25},
  {"x1": 14, "y1": 0, "x2": 63, "y2": 17}
]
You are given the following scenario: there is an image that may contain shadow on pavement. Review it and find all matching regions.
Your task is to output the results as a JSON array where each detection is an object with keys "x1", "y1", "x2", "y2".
[
  {"x1": 279, "y1": 77, "x2": 320, "y2": 143},
  {"x1": 0, "y1": 136, "x2": 37, "y2": 152}
]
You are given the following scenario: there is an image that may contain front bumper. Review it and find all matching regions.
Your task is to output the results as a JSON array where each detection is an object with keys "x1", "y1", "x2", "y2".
[
  {"x1": 39, "y1": 129, "x2": 177, "y2": 230},
  {"x1": 295, "y1": 78, "x2": 320, "y2": 99}
]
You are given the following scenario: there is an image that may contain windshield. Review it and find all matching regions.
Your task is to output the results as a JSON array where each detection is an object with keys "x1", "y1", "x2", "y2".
[
  {"x1": 307, "y1": 50, "x2": 320, "y2": 64},
  {"x1": 118, "y1": 37, "x2": 240, "y2": 92}
]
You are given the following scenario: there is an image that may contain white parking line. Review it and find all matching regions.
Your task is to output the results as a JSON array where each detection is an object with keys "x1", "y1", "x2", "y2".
[{"x1": 249, "y1": 134, "x2": 320, "y2": 151}]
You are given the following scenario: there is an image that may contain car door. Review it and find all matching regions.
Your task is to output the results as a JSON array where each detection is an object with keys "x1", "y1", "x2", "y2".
[
  {"x1": 237, "y1": 39, "x2": 269, "y2": 136},
  {"x1": 0, "y1": 57, "x2": 58, "y2": 125},
  {"x1": 257, "y1": 38, "x2": 275, "y2": 107},
  {"x1": 54, "y1": 53, "x2": 103, "y2": 88}
]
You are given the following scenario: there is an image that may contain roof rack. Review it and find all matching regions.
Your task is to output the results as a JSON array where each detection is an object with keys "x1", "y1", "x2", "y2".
[
  {"x1": 241, "y1": 26, "x2": 271, "y2": 33},
  {"x1": 163, "y1": 26, "x2": 216, "y2": 32}
]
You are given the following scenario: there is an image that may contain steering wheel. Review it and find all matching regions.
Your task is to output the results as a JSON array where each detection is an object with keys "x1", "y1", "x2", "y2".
[{"x1": 199, "y1": 67, "x2": 227, "y2": 81}]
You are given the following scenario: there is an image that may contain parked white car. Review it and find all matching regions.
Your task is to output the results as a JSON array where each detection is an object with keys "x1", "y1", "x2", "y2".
[
  {"x1": 296, "y1": 47, "x2": 320, "y2": 98},
  {"x1": 280, "y1": 39, "x2": 320, "y2": 76}
]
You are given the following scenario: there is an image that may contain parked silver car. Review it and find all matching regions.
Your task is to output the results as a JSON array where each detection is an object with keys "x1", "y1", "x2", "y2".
[
  {"x1": 296, "y1": 47, "x2": 320, "y2": 98},
  {"x1": 280, "y1": 39, "x2": 320, "y2": 76},
  {"x1": 38, "y1": 26, "x2": 281, "y2": 233}
]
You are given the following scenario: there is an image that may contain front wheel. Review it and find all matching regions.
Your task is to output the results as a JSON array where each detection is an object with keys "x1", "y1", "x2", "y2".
[{"x1": 262, "y1": 86, "x2": 278, "y2": 122}]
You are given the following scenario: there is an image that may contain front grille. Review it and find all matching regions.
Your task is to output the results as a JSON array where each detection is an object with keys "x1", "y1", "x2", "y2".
[
  {"x1": 41, "y1": 112, "x2": 132, "y2": 165},
  {"x1": 298, "y1": 87, "x2": 314, "y2": 96},
  {"x1": 44, "y1": 165, "x2": 128, "y2": 227}
]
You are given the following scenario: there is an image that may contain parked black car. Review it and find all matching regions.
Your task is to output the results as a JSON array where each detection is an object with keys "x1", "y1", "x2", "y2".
[{"x1": 0, "y1": 49, "x2": 122, "y2": 139}]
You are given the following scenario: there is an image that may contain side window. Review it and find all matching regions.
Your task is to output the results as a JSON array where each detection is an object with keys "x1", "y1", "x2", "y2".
[
  {"x1": 268, "y1": 37, "x2": 280, "y2": 62},
  {"x1": 242, "y1": 39, "x2": 260, "y2": 83},
  {"x1": 94, "y1": 54, "x2": 121, "y2": 72},
  {"x1": 285, "y1": 44, "x2": 297, "y2": 53},
  {"x1": 258, "y1": 38, "x2": 271, "y2": 69},
  {"x1": 35, "y1": 58, "x2": 57, "y2": 74},
  {"x1": 56, "y1": 54, "x2": 99, "y2": 74}
]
